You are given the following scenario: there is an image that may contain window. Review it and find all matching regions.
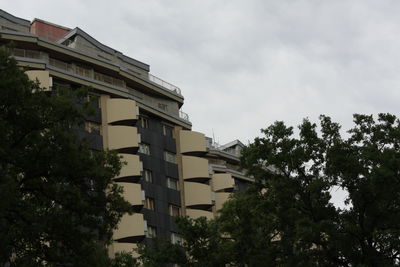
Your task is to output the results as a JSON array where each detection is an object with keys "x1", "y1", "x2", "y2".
[
  {"x1": 167, "y1": 177, "x2": 179, "y2": 191},
  {"x1": 85, "y1": 121, "x2": 101, "y2": 135},
  {"x1": 171, "y1": 232, "x2": 182, "y2": 245},
  {"x1": 158, "y1": 103, "x2": 168, "y2": 111},
  {"x1": 140, "y1": 117, "x2": 149, "y2": 128},
  {"x1": 143, "y1": 169, "x2": 153, "y2": 183},
  {"x1": 144, "y1": 197, "x2": 155, "y2": 211},
  {"x1": 162, "y1": 124, "x2": 174, "y2": 138},
  {"x1": 146, "y1": 225, "x2": 157, "y2": 238},
  {"x1": 139, "y1": 143, "x2": 150, "y2": 155},
  {"x1": 169, "y1": 204, "x2": 181, "y2": 217},
  {"x1": 164, "y1": 151, "x2": 176, "y2": 164},
  {"x1": 86, "y1": 93, "x2": 100, "y2": 108}
]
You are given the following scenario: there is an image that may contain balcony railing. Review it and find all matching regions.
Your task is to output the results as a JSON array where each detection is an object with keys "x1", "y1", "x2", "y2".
[
  {"x1": 148, "y1": 73, "x2": 182, "y2": 95},
  {"x1": 179, "y1": 110, "x2": 189, "y2": 122}
]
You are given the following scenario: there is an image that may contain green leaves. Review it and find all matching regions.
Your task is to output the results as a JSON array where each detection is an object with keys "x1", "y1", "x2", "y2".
[{"x1": 0, "y1": 48, "x2": 131, "y2": 266}]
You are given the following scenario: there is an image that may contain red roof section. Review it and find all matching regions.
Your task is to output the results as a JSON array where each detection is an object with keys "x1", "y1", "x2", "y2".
[{"x1": 30, "y1": 19, "x2": 70, "y2": 42}]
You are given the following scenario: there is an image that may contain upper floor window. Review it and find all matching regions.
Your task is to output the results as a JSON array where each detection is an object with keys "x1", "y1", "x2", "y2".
[
  {"x1": 139, "y1": 143, "x2": 151, "y2": 155},
  {"x1": 140, "y1": 117, "x2": 149, "y2": 129},
  {"x1": 158, "y1": 103, "x2": 168, "y2": 111},
  {"x1": 167, "y1": 177, "x2": 179, "y2": 191},
  {"x1": 169, "y1": 204, "x2": 181, "y2": 217},
  {"x1": 85, "y1": 121, "x2": 101, "y2": 135},
  {"x1": 171, "y1": 232, "x2": 182, "y2": 245},
  {"x1": 143, "y1": 169, "x2": 153, "y2": 183},
  {"x1": 164, "y1": 151, "x2": 176, "y2": 164},
  {"x1": 144, "y1": 197, "x2": 155, "y2": 211},
  {"x1": 162, "y1": 124, "x2": 174, "y2": 138},
  {"x1": 146, "y1": 225, "x2": 157, "y2": 238}
]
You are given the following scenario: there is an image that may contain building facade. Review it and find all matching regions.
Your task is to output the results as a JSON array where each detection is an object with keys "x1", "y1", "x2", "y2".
[{"x1": 0, "y1": 9, "x2": 253, "y2": 257}]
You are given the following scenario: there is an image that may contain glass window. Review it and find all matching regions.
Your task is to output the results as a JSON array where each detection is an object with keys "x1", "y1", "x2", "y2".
[
  {"x1": 171, "y1": 232, "x2": 182, "y2": 245},
  {"x1": 143, "y1": 169, "x2": 153, "y2": 183},
  {"x1": 164, "y1": 151, "x2": 176, "y2": 164},
  {"x1": 169, "y1": 204, "x2": 181, "y2": 217},
  {"x1": 146, "y1": 225, "x2": 157, "y2": 238},
  {"x1": 139, "y1": 143, "x2": 151, "y2": 155},
  {"x1": 85, "y1": 121, "x2": 101, "y2": 135},
  {"x1": 140, "y1": 117, "x2": 149, "y2": 129},
  {"x1": 144, "y1": 197, "x2": 155, "y2": 211},
  {"x1": 162, "y1": 124, "x2": 174, "y2": 138},
  {"x1": 167, "y1": 177, "x2": 179, "y2": 190}
]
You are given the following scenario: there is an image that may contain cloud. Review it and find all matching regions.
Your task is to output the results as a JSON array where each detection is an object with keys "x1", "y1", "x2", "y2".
[{"x1": 3, "y1": 0, "x2": 400, "y2": 143}]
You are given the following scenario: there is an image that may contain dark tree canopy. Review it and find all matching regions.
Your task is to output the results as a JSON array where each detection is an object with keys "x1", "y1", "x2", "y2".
[
  {"x1": 0, "y1": 48, "x2": 131, "y2": 266},
  {"x1": 137, "y1": 114, "x2": 400, "y2": 267}
]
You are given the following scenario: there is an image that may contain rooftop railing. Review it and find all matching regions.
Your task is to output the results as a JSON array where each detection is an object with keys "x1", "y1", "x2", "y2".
[
  {"x1": 179, "y1": 110, "x2": 189, "y2": 122},
  {"x1": 148, "y1": 73, "x2": 182, "y2": 95}
]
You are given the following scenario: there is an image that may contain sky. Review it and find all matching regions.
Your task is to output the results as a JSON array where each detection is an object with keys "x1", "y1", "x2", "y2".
[{"x1": 2, "y1": 0, "x2": 400, "y2": 146}]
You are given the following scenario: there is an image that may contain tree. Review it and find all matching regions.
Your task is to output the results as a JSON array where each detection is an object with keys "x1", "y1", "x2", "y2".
[
  {"x1": 0, "y1": 48, "x2": 131, "y2": 266},
  {"x1": 136, "y1": 114, "x2": 400, "y2": 266}
]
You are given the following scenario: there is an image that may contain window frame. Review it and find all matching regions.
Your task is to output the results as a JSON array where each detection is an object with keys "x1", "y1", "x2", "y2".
[
  {"x1": 139, "y1": 143, "x2": 151, "y2": 155},
  {"x1": 144, "y1": 197, "x2": 155, "y2": 211},
  {"x1": 167, "y1": 177, "x2": 179, "y2": 191},
  {"x1": 164, "y1": 151, "x2": 176, "y2": 164}
]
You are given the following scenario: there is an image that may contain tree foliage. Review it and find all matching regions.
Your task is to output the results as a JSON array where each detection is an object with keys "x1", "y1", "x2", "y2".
[
  {"x1": 137, "y1": 114, "x2": 400, "y2": 266},
  {"x1": 0, "y1": 48, "x2": 131, "y2": 266}
]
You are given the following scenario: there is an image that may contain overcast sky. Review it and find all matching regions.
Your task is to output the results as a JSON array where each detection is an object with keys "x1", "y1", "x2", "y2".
[{"x1": 3, "y1": 0, "x2": 400, "y2": 145}]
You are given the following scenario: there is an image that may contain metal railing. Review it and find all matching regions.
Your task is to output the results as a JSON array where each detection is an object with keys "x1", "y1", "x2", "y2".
[
  {"x1": 179, "y1": 110, "x2": 189, "y2": 122},
  {"x1": 148, "y1": 73, "x2": 182, "y2": 95}
]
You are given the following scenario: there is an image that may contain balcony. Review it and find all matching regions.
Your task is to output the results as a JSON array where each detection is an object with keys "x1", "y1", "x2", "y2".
[
  {"x1": 25, "y1": 70, "x2": 52, "y2": 90},
  {"x1": 107, "y1": 126, "x2": 139, "y2": 154},
  {"x1": 114, "y1": 213, "x2": 145, "y2": 242},
  {"x1": 179, "y1": 130, "x2": 206, "y2": 155},
  {"x1": 182, "y1": 156, "x2": 210, "y2": 182},
  {"x1": 215, "y1": 192, "x2": 231, "y2": 211},
  {"x1": 186, "y1": 209, "x2": 214, "y2": 220},
  {"x1": 114, "y1": 154, "x2": 142, "y2": 182},
  {"x1": 148, "y1": 73, "x2": 181, "y2": 95},
  {"x1": 212, "y1": 173, "x2": 234, "y2": 192},
  {"x1": 117, "y1": 182, "x2": 143, "y2": 211},
  {"x1": 111, "y1": 243, "x2": 139, "y2": 257},
  {"x1": 184, "y1": 182, "x2": 212, "y2": 210},
  {"x1": 106, "y1": 98, "x2": 138, "y2": 125}
]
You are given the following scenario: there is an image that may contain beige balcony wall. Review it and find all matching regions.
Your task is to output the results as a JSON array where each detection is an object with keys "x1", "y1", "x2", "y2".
[
  {"x1": 212, "y1": 173, "x2": 234, "y2": 192},
  {"x1": 114, "y1": 213, "x2": 145, "y2": 241},
  {"x1": 182, "y1": 156, "x2": 209, "y2": 180},
  {"x1": 117, "y1": 182, "x2": 143, "y2": 206},
  {"x1": 215, "y1": 192, "x2": 231, "y2": 211},
  {"x1": 186, "y1": 209, "x2": 214, "y2": 220},
  {"x1": 25, "y1": 70, "x2": 52, "y2": 90},
  {"x1": 108, "y1": 126, "x2": 139, "y2": 150},
  {"x1": 106, "y1": 98, "x2": 138, "y2": 124},
  {"x1": 116, "y1": 154, "x2": 141, "y2": 179},
  {"x1": 184, "y1": 182, "x2": 212, "y2": 207},
  {"x1": 111, "y1": 243, "x2": 139, "y2": 257},
  {"x1": 179, "y1": 130, "x2": 206, "y2": 154}
]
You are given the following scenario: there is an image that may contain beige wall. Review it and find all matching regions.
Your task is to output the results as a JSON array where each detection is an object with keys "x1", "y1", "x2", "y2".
[
  {"x1": 179, "y1": 130, "x2": 206, "y2": 154},
  {"x1": 215, "y1": 192, "x2": 231, "y2": 211},
  {"x1": 25, "y1": 70, "x2": 52, "y2": 90},
  {"x1": 186, "y1": 209, "x2": 214, "y2": 220},
  {"x1": 184, "y1": 182, "x2": 212, "y2": 207},
  {"x1": 212, "y1": 173, "x2": 234, "y2": 192},
  {"x1": 182, "y1": 156, "x2": 209, "y2": 180},
  {"x1": 106, "y1": 98, "x2": 138, "y2": 124},
  {"x1": 116, "y1": 154, "x2": 142, "y2": 179},
  {"x1": 114, "y1": 213, "x2": 145, "y2": 240},
  {"x1": 107, "y1": 126, "x2": 139, "y2": 151},
  {"x1": 117, "y1": 182, "x2": 143, "y2": 207}
]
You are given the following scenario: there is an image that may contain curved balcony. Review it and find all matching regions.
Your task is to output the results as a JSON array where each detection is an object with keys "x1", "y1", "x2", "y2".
[
  {"x1": 186, "y1": 209, "x2": 214, "y2": 220},
  {"x1": 114, "y1": 154, "x2": 142, "y2": 183},
  {"x1": 182, "y1": 156, "x2": 210, "y2": 182},
  {"x1": 215, "y1": 192, "x2": 231, "y2": 211},
  {"x1": 107, "y1": 98, "x2": 138, "y2": 125},
  {"x1": 114, "y1": 213, "x2": 145, "y2": 243},
  {"x1": 107, "y1": 126, "x2": 139, "y2": 154},
  {"x1": 212, "y1": 173, "x2": 234, "y2": 192},
  {"x1": 117, "y1": 182, "x2": 143, "y2": 212},
  {"x1": 184, "y1": 181, "x2": 212, "y2": 210},
  {"x1": 25, "y1": 70, "x2": 52, "y2": 90},
  {"x1": 111, "y1": 243, "x2": 139, "y2": 257},
  {"x1": 179, "y1": 130, "x2": 206, "y2": 155}
]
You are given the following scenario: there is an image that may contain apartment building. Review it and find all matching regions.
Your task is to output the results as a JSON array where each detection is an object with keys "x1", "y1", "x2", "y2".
[{"x1": 0, "y1": 9, "x2": 253, "y2": 257}]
